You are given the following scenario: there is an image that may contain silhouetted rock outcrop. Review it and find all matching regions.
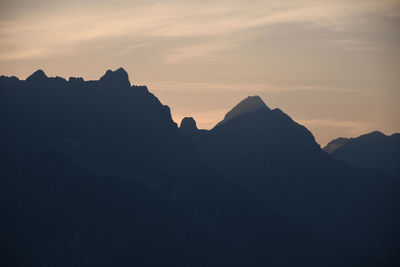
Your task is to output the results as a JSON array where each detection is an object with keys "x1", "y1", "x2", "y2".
[
  {"x1": 1, "y1": 71, "x2": 399, "y2": 266},
  {"x1": 68, "y1": 76, "x2": 84, "y2": 84},
  {"x1": 325, "y1": 131, "x2": 400, "y2": 178},
  {"x1": 179, "y1": 117, "x2": 198, "y2": 136},
  {"x1": 99, "y1": 67, "x2": 131, "y2": 88}
]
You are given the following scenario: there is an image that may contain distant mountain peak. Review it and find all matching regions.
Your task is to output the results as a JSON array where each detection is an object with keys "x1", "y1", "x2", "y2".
[
  {"x1": 26, "y1": 70, "x2": 47, "y2": 82},
  {"x1": 324, "y1": 131, "x2": 388, "y2": 154},
  {"x1": 323, "y1": 137, "x2": 350, "y2": 154},
  {"x1": 327, "y1": 130, "x2": 400, "y2": 178},
  {"x1": 99, "y1": 67, "x2": 131, "y2": 88},
  {"x1": 180, "y1": 117, "x2": 198, "y2": 135},
  {"x1": 218, "y1": 95, "x2": 270, "y2": 126},
  {"x1": 364, "y1": 131, "x2": 385, "y2": 137}
]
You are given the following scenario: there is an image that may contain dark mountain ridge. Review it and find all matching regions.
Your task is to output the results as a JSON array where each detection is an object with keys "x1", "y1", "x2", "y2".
[
  {"x1": 1, "y1": 69, "x2": 399, "y2": 266},
  {"x1": 181, "y1": 95, "x2": 400, "y2": 265},
  {"x1": 324, "y1": 131, "x2": 400, "y2": 178}
]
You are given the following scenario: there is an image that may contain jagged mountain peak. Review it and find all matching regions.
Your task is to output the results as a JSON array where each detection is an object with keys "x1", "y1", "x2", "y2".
[
  {"x1": 26, "y1": 69, "x2": 47, "y2": 82},
  {"x1": 99, "y1": 67, "x2": 131, "y2": 87},
  {"x1": 217, "y1": 95, "x2": 270, "y2": 126}
]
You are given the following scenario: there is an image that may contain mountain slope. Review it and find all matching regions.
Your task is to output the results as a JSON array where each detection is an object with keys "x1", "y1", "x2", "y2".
[
  {"x1": 0, "y1": 69, "x2": 275, "y2": 266},
  {"x1": 184, "y1": 96, "x2": 400, "y2": 265},
  {"x1": 1, "y1": 68, "x2": 183, "y2": 187},
  {"x1": 323, "y1": 137, "x2": 350, "y2": 154},
  {"x1": 216, "y1": 95, "x2": 269, "y2": 126}
]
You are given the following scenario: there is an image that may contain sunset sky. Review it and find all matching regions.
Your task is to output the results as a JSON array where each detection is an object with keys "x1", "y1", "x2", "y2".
[{"x1": 1, "y1": 0, "x2": 399, "y2": 145}]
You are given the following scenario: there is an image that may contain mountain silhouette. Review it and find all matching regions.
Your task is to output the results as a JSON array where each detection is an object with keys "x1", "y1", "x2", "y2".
[
  {"x1": 0, "y1": 69, "x2": 281, "y2": 266},
  {"x1": 1, "y1": 70, "x2": 400, "y2": 266},
  {"x1": 323, "y1": 137, "x2": 350, "y2": 154},
  {"x1": 324, "y1": 131, "x2": 400, "y2": 178},
  {"x1": 179, "y1": 116, "x2": 198, "y2": 136},
  {"x1": 183, "y1": 95, "x2": 400, "y2": 265},
  {"x1": 99, "y1": 67, "x2": 131, "y2": 88},
  {"x1": 216, "y1": 95, "x2": 269, "y2": 126},
  {"x1": 25, "y1": 69, "x2": 47, "y2": 82}
]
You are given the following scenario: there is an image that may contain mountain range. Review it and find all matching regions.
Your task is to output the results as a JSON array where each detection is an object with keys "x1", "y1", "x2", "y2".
[{"x1": 1, "y1": 68, "x2": 399, "y2": 266}]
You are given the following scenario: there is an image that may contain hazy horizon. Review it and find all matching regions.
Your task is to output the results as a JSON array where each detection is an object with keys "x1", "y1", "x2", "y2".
[{"x1": 1, "y1": 0, "x2": 400, "y2": 146}]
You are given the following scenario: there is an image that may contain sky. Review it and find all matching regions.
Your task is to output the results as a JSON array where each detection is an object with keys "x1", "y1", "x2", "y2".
[{"x1": 1, "y1": 0, "x2": 400, "y2": 146}]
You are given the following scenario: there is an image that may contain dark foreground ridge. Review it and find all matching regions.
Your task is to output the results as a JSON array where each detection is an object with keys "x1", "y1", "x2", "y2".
[{"x1": 1, "y1": 68, "x2": 400, "y2": 266}]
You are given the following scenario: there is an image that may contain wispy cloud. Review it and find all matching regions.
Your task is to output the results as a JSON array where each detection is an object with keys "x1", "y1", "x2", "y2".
[
  {"x1": 296, "y1": 118, "x2": 379, "y2": 145},
  {"x1": 147, "y1": 80, "x2": 373, "y2": 94},
  {"x1": 163, "y1": 42, "x2": 234, "y2": 64},
  {"x1": 333, "y1": 38, "x2": 382, "y2": 51},
  {"x1": 1, "y1": 0, "x2": 399, "y2": 61},
  {"x1": 147, "y1": 81, "x2": 277, "y2": 92},
  {"x1": 298, "y1": 118, "x2": 375, "y2": 129}
]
